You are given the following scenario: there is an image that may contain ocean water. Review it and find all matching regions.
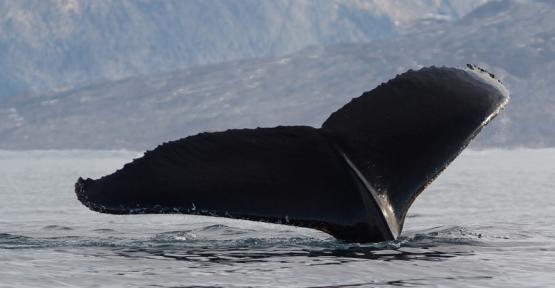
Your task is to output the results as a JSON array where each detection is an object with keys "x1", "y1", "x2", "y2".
[{"x1": 0, "y1": 149, "x2": 553, "y2": 287}]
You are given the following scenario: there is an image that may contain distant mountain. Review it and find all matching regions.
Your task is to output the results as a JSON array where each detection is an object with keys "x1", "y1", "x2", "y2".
[
  {"x1": 0, "y1": 0, "x2": 487, "y2": 99},
  {"x1": 0, "y1": 0, "x2": 553, "y2": 149}
]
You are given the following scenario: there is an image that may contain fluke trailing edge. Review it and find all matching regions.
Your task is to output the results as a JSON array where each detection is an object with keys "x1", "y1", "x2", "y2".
[{"x1": 75, "y1": 66, "x2": 509, "y2": 243}]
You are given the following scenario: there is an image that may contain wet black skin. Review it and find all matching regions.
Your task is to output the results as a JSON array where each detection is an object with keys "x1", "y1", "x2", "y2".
[{"x1": 75, "y1": 66, "x2": 508, "y2": 243}]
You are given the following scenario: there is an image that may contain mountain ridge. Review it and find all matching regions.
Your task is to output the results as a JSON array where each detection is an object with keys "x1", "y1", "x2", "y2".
[
  {"x1": 1, "y1": 0, "x2": 553, "y2": 149},
  {"x1": 0, "y1": 0, "x2": 487, "y2": 99}
]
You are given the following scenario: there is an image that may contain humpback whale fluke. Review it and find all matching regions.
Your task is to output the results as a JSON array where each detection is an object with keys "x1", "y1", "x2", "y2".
[{"x1": 75, "y1": 66, "x2": 509, "y2": 243}]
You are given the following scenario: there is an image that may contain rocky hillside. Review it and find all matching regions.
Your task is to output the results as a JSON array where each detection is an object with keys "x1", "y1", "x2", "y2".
[
  {"x1": 1, "y1": 0, "x2": 552, "y2": 149},
  {"x1": 0, "y1": 0, "x2": 487, "y2": 99}
]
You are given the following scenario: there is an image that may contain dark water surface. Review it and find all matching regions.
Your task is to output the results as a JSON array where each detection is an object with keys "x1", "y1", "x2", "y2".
[{"x1": 0, "y1": 149, "x2": 553, "y2": 287}]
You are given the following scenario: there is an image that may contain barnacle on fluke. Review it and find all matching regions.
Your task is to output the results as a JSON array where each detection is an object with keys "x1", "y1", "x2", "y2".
[{"x1": 75, "y1": 66, "x2": 509, "y2": 243}]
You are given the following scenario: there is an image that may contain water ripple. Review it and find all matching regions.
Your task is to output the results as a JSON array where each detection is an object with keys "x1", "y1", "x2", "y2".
[{"x1": 0, "y1": 224, "x2": 486, "y2": 264}]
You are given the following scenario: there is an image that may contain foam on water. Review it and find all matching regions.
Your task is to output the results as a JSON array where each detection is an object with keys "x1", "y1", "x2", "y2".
[{"x1": 0, "y1": 149, "x2": 554, "y2": 287}]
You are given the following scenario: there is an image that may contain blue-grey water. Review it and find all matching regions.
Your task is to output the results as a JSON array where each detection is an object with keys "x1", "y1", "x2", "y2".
[{"x1": 0, "y1": 149, "x2": 553, "y2": 287}]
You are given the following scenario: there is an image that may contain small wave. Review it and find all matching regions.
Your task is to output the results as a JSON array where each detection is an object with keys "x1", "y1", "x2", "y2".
[
  {"x1": 151, "y1": 224, "x2": 251, "y2": 242},
  {"x1": 153, "y1": 230, "x2": 199, "y2": 242},
  {"x1": 42, "y1": 225, "x2": 73, "y2": 231},
  {"x1": 198, "y1": 224, "x2": 255, "y2": 234},
  {"x1": 0, "y1": 232, "x2": 32, "y2": 242},
  {"x1": 91, "y1": 228, "x2": 117, "y2": 233},
  {"x1": 405, "y1": 213, "x2": 426, "y2": 218},
  {"x1": 0, "y1": 232, "x2": 55, "y2": 249},
  {"x1": 400, "y1": 225, "x2": 485, "y2": 247},
  {"x1": 0, "y1": 233, "x2": 120, "y2": 249}
]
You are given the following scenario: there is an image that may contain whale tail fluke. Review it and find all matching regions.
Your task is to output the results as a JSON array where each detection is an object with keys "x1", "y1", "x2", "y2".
[{"x1": 75, "y1": 66, "x2": 509, "y2": 243}]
